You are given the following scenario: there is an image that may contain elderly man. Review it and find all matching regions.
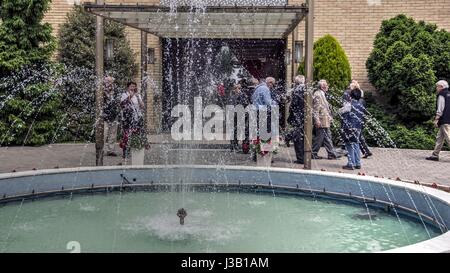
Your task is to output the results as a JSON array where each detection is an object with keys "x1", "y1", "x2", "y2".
[
  {"x1": 252, "y1": 77, "x2": 277, "y2": 133},
  {"x1": 102, "y1": 76, "x2": 119, "y2": 156},
  {"x1": 426, "y1": 80, "x2": 450, "y2": 161},
  {"x1": 312, "y1": 79, "x2": 340, "y2": 159},
  {"x1": 252, "y1": 77, "x2": 276, "y2": 108},
  {"x1": 287, "y1": 75, "x2": 306, "y2": 164},
  {"x1": 251, "y1": 77, "x2": 278, "y2": 161}
]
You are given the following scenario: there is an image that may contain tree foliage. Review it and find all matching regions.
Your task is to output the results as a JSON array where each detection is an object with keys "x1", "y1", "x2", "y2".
[
  {"x1": 366, "y1": 14, "x2": 450, "y2": 123},
  {"x1": 0, "y1": 0, "x2": 63, "y2": 146},
  {"x1": 58, "y1": 6, "x2": 137, "y2": 141}
]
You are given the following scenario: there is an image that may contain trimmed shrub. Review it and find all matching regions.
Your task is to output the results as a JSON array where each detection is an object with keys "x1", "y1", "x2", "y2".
[
  {"x1": 299, "y1": 34, "x2": 352, "y2": 91},
  {"x1": 366, "y1": 14, "x2": 449, "y2": 123}
]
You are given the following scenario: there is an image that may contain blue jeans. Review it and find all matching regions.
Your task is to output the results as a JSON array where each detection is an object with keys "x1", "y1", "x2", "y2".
[
  {"x1": 344, "y1": 129, "x2": 361, "y2": 167},
  {"x1": 345, "y1": 142, "x2": 361, "y2": 167}
]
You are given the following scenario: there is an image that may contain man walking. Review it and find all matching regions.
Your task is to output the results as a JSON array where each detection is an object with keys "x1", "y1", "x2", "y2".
[
  {"x1": 251, "y1": 77, "x2": 278, "y2": 161},
  {"x1": 287, "y1": 75, "x2": 306, "y2": 164},
  {"x1": 312, "y1": 80, "x2": 340, "y2": 159},
  {"x1": 426, "y1": 80, "x2": 450, "y2": 161}
]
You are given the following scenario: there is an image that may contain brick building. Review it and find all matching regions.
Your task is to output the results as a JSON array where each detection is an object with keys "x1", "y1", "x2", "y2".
[{"x1": 44, "y1": 0, "x2": 450, "y2": 132}]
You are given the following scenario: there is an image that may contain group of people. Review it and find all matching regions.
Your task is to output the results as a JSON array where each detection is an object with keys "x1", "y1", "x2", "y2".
[
  {"x1": 227, "y1": 77, "x2": 279, "y2": 157},
  {"x1": 227, "y1": 75, "x2": 373, "y2": 170},
  {"x1": 102, "y1": 73, "x2": 450, "y2": 168},
  {"x1": 229, "y1": 76, "x2": 450, "y2": 169},
  {"x1": 286, "y1": 76, "x2": 372, "y2": 170},
  {"x1": 102, "y1": 76, "x2": 146, "y2": 161}
]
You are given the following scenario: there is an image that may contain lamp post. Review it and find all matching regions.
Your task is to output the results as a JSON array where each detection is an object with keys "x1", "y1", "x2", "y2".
[
  {"x1": 285, "y1": 49, "x2": 291, "y2": 66},
  {"x1": 105, "y1": 39, "x2": 114, "y2": 61},
  {"x1": 294, "y1": 40, "x2": 304, "y2": 63},
  {"x1": 147, "y1": 48, "x2": 156, "y2": 64}
]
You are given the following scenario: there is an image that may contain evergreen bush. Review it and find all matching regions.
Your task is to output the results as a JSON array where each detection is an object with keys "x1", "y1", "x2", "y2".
[
  {"x1": 58, "y1": 6, "x2": 137, "y2": 141},
  {"x1": 366, "y1": 14, "x2": 449, "y2": 123},
  {"x1": 0, "y1": 0, "x2": 63, "y2": 146},
  {"x1": 298, "y1": 34, "x2": 352, "y2": 91}
]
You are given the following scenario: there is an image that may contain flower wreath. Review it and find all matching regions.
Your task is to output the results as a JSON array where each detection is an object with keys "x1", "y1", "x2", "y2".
[{"x1": 250, "y1": 137, "x2": 279, "y2": 156}]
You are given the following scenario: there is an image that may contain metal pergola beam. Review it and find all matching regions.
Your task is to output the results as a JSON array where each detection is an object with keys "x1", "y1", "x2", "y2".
[
  {"x1": 84, "y1": 3, "x2": 308, "y2": 14},
  {"x1": 83, "y1": 3, "x2": 307, "y2": 39}
]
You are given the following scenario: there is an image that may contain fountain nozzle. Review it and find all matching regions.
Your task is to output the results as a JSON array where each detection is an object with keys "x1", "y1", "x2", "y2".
[{"x1": 177, "y1": 208, "x2": 187, "y2": 225}]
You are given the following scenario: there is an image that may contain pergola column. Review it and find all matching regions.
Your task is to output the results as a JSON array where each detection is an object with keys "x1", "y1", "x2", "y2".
[
  {"x1": 304, "y1": 0, "x2": 314, "y2": 170},
  {"x1": 141, "y1": 31, "x2": 148, "y2": 129},
  {"x1": 95, "y1": 0, "x2": 104, "y2": 166}
]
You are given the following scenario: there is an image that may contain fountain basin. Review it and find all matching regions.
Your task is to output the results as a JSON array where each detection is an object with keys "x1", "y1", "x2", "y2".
[{"x1": 0, "y1": 166, "x2": 449, "y2": 252}]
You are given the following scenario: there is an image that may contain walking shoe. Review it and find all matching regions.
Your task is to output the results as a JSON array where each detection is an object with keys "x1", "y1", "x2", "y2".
[
  {"x1": 312, "y1": 155, "x2": 323, "y2": 160},
  {"x1": 342, "y1": 165, "x2": 354, "y2": 170},
  {"x1": 328, "y1": 154, "x2": 342, "y2": 160},
  {"x1": 106, "y1": 151, "x2": 118, "y2": 157},
  {"x1": 355, "y1": 166, "x2": 361, "y2": 169},
  {"x1": 425, "y1": 156, "x2": 439, "y2": 161},
  {"x1": 293, "y1": 160, "x2": 304, "y2": 164},
  {"x1": 363, "y1": 152, "x2": 373, "y2": 159}
]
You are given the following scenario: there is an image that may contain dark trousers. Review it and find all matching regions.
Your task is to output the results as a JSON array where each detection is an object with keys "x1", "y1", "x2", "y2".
[
  {"x1": 312, "y1": 127, "x2": 337, "y2": 157},
  {"x1": 230, "y1": 115, "x2": 239, "y2": 149},
  {"x1": 292, "y1": 127, "x2": 304, "y2": 162}
]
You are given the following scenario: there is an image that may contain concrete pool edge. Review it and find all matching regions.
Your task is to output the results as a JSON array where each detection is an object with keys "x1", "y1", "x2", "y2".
[{"x1": 1, "y1": 165, "x2": 449, "y2": 253}]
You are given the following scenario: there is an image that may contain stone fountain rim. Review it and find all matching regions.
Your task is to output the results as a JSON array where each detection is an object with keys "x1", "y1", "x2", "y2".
[{"x1": 0, "y1": 165, "x2": 449, "y2": 253}]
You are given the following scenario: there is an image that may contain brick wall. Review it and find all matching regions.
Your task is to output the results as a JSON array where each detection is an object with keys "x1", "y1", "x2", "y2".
[{"x1": 288, "y1": 0, "x2": 450, "y2": 91}]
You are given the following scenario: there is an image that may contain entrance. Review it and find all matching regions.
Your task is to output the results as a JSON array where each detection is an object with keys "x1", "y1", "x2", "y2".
[{"x1": 161, "y1": 38, "x2": 286, "y2": 131}]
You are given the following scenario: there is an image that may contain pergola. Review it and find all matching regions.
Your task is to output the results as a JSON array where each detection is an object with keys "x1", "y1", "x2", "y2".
[
  {"x1": 84, "y1": 4, "x2": 307, "y2": 39},
  {"x1": 84, "y1": 1, "x2": 315, "y2": 169}
]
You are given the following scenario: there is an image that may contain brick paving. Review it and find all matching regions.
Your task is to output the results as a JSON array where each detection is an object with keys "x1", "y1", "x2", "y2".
[{"x1": 1, "y1": 136, "x2": 449, "y2": 190}]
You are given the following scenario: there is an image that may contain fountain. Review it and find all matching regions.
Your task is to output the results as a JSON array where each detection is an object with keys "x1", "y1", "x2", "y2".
[
  {"x1": 0, "y1": 166, "x2": 449, "y2": 253},
  {"x1": 177, "y1": 208, "x2": 188, "y2": 225},
  {"x1": 1, "y1": 0, "x2": 449, "y2": 254}
]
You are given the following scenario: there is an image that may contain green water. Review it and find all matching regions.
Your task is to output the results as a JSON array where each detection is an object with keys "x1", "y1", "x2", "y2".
[{"x1": 0, "y1": 191, "x2": 440, "y2": 253}]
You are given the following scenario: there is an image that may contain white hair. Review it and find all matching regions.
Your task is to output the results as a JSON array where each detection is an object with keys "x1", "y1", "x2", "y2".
[
  {"x1": 295, "y1": 75, "x2": 305, "y2": 84},
  {"x1": 318, "y1": 79, "x2": 327, "y2": 89},
  {"x1": 436, "y1": 80, "x2": 449, "y2": 89},
  {"x1": 266, "y1": 77, "x2": 276, "y2": 84}
]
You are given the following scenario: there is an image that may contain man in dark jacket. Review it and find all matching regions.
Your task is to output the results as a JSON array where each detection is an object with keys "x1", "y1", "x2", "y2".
[
  {"x1": 228, "y1": 83, "x2": 249, "y2": 150},
  {"x1": 287, "y1": 75, "x2": 306, "y2": 164},
  {"x1": 426, "y1": 80, "x2": 450, "y2": 161},
  {"x1": 241, "y1": 78, "x2": 258, "y2": 154}
]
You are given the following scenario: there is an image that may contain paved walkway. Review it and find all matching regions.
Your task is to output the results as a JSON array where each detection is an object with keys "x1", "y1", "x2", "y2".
[{"x1": 1, "y1": 137, "x2": 449, "y2": 190}]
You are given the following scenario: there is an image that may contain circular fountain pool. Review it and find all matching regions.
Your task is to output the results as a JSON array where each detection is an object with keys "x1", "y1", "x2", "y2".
[
  {"x1": 0, "y1": 166, "x2": 449, "y2": 252},
  {"x1": 0, "y1": 189, "x2": 440, "y2": 253}
]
